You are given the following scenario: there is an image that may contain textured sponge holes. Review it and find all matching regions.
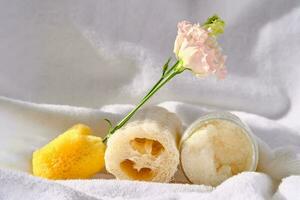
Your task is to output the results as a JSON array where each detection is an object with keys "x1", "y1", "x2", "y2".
[
  {"x1": 130, "y1": 138, "x2": 165, "y2": 157},
  {"x1": 119, "y1": 138, "x2": 165, "y2": 180},
  {"x1": 120, "y1": 159, "x2": 154, "y2": 180}
]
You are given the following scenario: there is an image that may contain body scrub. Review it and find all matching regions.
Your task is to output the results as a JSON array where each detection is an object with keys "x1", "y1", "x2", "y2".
[{"x1": 180, "y1": 112, "x2": 258, "y2": 186}]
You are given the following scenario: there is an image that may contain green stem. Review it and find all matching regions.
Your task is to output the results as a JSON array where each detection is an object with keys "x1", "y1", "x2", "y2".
[
  {"x1": 140, "y1": 60, "x2": 180, "y2": 102},
  {"x1": 103, "y1": 61, "x2": 184, "y2": 143}
]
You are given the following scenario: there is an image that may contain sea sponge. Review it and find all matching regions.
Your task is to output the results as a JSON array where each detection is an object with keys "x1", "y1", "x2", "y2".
[{"x1": 32, "y1": 124, "x2": 105, "y2": 179}]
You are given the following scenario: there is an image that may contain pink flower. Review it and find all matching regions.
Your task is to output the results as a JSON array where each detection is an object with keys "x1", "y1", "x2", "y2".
[{"x1": 173, "y1": 21, "x2": 227, "y2": 79}]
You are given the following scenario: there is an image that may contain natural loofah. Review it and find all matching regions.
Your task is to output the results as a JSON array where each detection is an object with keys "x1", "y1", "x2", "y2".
[{"x1": 105, "y1": 106, "x2": 182, "y2": 182}]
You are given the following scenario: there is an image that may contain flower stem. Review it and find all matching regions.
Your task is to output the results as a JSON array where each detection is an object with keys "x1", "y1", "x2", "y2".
[
  {"x1": 103, "y1": 61, "x2": 184, "y2": 143},
  {"x1": 140, "y1": 60, "x2": 180, "y2": 102}
]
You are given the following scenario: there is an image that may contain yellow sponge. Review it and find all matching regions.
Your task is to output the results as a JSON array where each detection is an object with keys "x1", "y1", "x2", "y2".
[{"x1": 32, "y1": 124, "x2": 105, "y2": 179}]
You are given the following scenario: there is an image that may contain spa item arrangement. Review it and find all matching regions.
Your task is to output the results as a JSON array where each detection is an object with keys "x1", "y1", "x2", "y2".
[{"x1": 31, "y1": 15, "x2": 257, "y2": 186}]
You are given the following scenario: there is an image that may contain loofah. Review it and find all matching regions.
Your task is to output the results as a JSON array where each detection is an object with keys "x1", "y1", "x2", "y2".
[{"x1": 105, "y1": 106, "x2": 182, "y2": 182}]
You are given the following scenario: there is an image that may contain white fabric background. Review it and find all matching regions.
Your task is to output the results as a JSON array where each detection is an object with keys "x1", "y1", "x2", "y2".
[
  {"x1": 1, "y1": 0, "x2": 300, "y2": 122},
  {"x1": 0, "y1": 0, "x2": 300, "y2": 199}
]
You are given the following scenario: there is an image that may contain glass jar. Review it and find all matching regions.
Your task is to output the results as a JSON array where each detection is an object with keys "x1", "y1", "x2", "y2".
[{"x1": 179, "y1": 111, "x2": 259, "y2": 186}]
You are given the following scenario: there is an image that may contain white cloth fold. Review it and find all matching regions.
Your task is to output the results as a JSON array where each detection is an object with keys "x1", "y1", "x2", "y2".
[
  {"x1": 0, "y1": 168, "x2": 275, "y2": 200},
  {"x1": 1, "y1": 167, "x2": 299, "y2": 200},
  {"x1": 0, "y1": 97, "x2": 300, "y2": 199}
]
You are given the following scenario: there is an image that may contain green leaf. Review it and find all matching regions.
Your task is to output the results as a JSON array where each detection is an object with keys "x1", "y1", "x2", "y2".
[
  {"x1": 162, "y1": 57, "x2": 171, "y2": 76},
  {"x1": 202, "y1": 15, "x2": 225, "y2": 37},
  {"x1": 104, "y1": 118, "x2": 113, "y2": 130}
]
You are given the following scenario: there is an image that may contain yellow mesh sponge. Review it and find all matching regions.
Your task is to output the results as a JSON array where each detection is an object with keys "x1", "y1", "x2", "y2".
[{"x1": 32, "y1": 124, "x2": 105, "y2": 179}]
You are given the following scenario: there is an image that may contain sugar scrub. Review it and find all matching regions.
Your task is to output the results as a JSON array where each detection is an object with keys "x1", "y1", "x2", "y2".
[{"x1": 180, "y1": 112, "x2": 258, "y2": 186}]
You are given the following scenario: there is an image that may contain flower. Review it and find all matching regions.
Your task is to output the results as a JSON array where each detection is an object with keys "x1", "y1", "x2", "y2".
[
  {"x1": 103, "y1": 15, "x2": 227, "y2": 143},
  {"x1": 173, "y1": 17, "x2": 227, "y2": 79}
]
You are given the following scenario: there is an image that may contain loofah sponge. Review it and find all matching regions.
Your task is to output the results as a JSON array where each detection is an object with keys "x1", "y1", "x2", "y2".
[
  {"x1": 32, "y1": 124, "x2": 105, "y2": 179},
  {"x1": 105, "y1": 107, "x2": 182, "y2": 182}
]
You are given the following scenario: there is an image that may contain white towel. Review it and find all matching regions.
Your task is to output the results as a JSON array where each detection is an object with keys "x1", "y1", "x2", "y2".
[
  {"x1": 1, "y1": 165, "x2": 300, "y2": 200},
  {"x1": 0, "y1": 97, "x2": 299, "y2": 199},
  {"x1": 1, "y1": 0, "x2": 300, "y2": 199}
]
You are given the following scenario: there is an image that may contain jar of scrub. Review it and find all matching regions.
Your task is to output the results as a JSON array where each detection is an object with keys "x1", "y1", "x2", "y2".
[{"x1": 179, "y1": 112, "x2": 258, "y2": 186}]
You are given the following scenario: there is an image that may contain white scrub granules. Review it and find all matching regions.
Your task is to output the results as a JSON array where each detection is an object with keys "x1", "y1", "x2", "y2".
[{"x1": 180, "y1": 119, "x2": 253, "y2": 186}]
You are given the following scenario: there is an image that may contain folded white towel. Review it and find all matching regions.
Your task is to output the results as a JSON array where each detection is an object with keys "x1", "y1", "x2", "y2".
[
  {"x1": 273, "y1": 176, "x2": 300, "y2": 200},
  {"x1": 0, "y1": 97, "x2": 299, "y2": 199},
  {"x1": 0, "y1": 168, "x2": 277, "y2": 200},
  {"x1": 2, "y1": 167, "x2": 300, "y2": 199}
]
